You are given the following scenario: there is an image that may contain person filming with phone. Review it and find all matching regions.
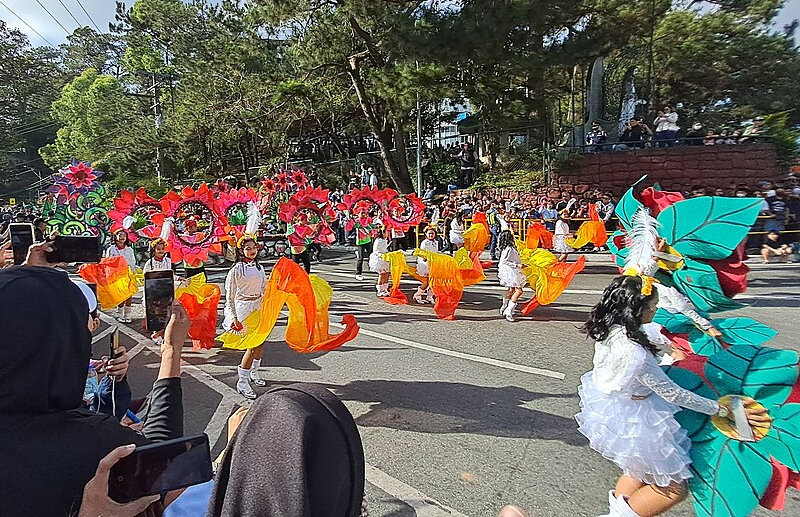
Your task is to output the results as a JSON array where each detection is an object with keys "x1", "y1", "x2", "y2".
[{"x1": 0, "y1": 241, "x2": 191, "y2": 517}]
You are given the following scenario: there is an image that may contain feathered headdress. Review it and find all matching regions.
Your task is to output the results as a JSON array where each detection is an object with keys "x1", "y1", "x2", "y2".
[
  {"x1": 622, "y1": 207, "x2": 660, "y2": 295},
  {"x1": 236, "y1": 202, "x2": 262, "y2": 248},
  {"x1": 151, "y1": 217, "x2": 173, "y2": 248}
]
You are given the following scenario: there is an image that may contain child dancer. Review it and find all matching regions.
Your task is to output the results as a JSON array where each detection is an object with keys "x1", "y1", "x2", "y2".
[
  {"x1": 553, "y1": 209, "x2": 574, "y2": 262},
  {"x1": 369, "y1": 225, "x2": 390, "y2": 297},
  {"x1": 105, "y1": 230, "x2": 137, "y2": 322},
  {"x1": 414, "y1": 226, "x2": 439, "y2": 304},
  {"x1": 449, "y1": 211, "x2": 465, "y2": 251},
  {"x1": 576, "y1": 275, "x2": 768, "y2": 517},
  {"x1": 142, "y1": 238, "x2": 172, "y2": 273},
  {"x1": 497, "y1": 229, "x2": 525, "y2": 322},
  {"x1": 223, "y1": 236, "x2": 269, "y2": 399}
]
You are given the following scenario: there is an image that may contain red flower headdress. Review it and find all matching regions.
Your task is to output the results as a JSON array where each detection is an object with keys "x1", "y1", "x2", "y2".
[{"x1": 278, "y1": 187, "x2": 336, "y2": 248}]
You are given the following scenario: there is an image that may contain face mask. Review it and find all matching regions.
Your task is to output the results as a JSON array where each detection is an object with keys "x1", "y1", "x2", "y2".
[{"x1": 736, "y1": 193, "x2": 746, "y2": 197}]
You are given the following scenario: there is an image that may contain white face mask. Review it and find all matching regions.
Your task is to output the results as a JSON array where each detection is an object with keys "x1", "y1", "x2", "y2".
[{"x1": 736, "y1": 193, "x2": 746, "y2": 197}]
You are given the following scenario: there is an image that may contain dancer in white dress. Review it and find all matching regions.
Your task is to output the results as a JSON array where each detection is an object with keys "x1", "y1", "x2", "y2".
[
  {"x1": 497, "y1": 229, "x2": 526, "y2": 322},
  {"x1": 223, "y1": 236, "x2": 269, "y2": 400},
  {"x1": 449, "y1": 212, "x2": 465, "y2": 250},
  {"x1": 414, "y1": 226, "x2": 439, "y2": 304},
  {"x1": 105, "y1": 230, "x2": 137, "y2": 322},
  {"x1": 552, "y1": 209, "x2": 574, "y2": 262},
  {"x1": 369, "y1": 226, "x2": 391, "y2": 297},
  {"x1": 576, "y1": 275, "x2": 769, "y2": 517}
]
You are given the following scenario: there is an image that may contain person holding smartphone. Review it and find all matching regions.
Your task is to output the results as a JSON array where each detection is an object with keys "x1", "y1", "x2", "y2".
[
  {"x1": 221, "y1": 236, "x2": 269, "y2": 399},
  {"x1": 0, "y1": 254, "x2": 190, "y2": 517},
  {"x1": 106, "y1": 230, "x2": 138, "y2": 322}
]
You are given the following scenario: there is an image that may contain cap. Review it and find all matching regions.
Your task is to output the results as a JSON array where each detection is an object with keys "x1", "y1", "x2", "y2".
[{"x1": 72, "y1": 280, "x2": 98, "y2": 313}]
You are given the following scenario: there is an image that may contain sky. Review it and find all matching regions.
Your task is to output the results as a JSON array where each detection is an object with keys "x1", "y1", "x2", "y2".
[{"x1": 0, "y1": 0, "x2": 799, "y2": 48}]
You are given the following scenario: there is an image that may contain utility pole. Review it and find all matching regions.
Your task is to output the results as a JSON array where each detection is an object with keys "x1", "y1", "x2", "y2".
[
  {"x1": 127, "y1": 70, "x2": 174, "y2": 186},
  {"x1": 415, "y1": 61, "x2": 422, "y2": 196}
]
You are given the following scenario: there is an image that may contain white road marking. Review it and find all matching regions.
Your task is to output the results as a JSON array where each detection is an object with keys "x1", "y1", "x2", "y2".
[
  {"x1": 330, "y1": 321, "x2": 566, "y2": 380},
  {"x1": 365, "y1": 463, "x2": 469, "y2": 517},
  {"x1": 101, "y1": 313, "x2": 466, "y2": 516}
]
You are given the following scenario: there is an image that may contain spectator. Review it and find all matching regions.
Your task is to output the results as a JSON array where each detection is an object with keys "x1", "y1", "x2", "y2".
[
  {"x1": 703, "y1": 129, "x2": 717, "y2": 146},
  {"x1": 653, "y1": 106, "x2": 679, "y2": 147},
  {"x1": 740, "y1": 116, "x2": 765, "y2": 143},
  {"x1": 487, "y1": 202, "x2": 501, "y2": 260},
  {"x1": 175, "y1": 384, "x2": 366, "y2": 517},
  {"x1": 359, "y1": 163, "x2": 369, "y2": 187},
  {"x1": 614, "y1": 118, "x2": 651, "y2": 150},
  {"x1": 765, "y1": 188, "x2": 789, "y2": 232},
  {"x1": 540, "y1": 201, "x2": 558, "y2": 231},
  {"x1": 685, "y1": 122, "x2": 705, "y2": 145},
  {"x1": 452, "y1": 142, "x2": 480, "y2": 186},
  {"x1": 597, "y1": 194, "x2": 616, "y2": 230},
  {"x1": 423, "y1": 183, "x2": 436, "y2": 202},
  {"x1": 762, "y1": 231, "x2": 791, "y2": 263},
  {"x1": 368, "y1": 167, "x2": 378, "y2": 189},
  {"x1": 33, "y1": 218, "x2": 47, "y2": 242},
  {"x1": 0, "y1": 252, "x2": 190, "y2": 516},
  {"x1": 586, "y1": 121, "x2": 608, "y2": 152}
]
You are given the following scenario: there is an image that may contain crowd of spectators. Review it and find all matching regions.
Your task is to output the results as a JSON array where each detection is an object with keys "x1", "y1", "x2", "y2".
[{"x1": 585, "y1": 109, "x2": 769, "y2": 152}]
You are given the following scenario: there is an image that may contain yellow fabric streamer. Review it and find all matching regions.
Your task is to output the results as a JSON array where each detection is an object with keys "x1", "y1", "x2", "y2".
[{"x1": 462, "y1": 221, "x2": 490, "y2": 254}]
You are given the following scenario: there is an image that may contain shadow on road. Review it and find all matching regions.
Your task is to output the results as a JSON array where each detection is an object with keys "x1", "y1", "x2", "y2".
[{"x1": 322, "y1": 379, "x2": 584, "y2": 446}]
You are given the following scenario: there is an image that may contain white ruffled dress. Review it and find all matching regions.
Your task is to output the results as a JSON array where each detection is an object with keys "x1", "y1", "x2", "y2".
[
  {"x1": 497, "y1": 247, "x2": 526, "y2": 288},
  {"x1": 449, "y1": 219, "x2": 465, "y2": 247},
  {"x1": 222, "y1": 261, "x2": 268, "y2": 335},
  {"x1": 368, "y1": 237, "x2": 390, "y2": 274},
  {"x1": 575, "y1": 325, "x2": 719, "y2": 487},
  {"x1": 415, "y1": 238, "x2": 439, "y2": 277},
  {"x1": 552, "y1": 219, "x2": 574, "y2": 253}
]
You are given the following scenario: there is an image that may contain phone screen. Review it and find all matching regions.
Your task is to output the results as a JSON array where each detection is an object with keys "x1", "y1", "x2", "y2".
[
  {"x1": 10, "y1": 223, "x2": 34, "y2": 265},
  {"x1": 145, "y1": 271, "x2": 174, "y2": 332},
  {"x1": 108, "y1": 434, "x2": 213, "y2": 503},
  {"x1": 46, "y1": 236, "x2": 101, "y2": 263}
]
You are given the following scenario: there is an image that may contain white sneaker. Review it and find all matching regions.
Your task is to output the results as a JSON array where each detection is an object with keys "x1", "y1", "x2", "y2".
[
  {"x1": 236, "y1": 367, "x2": 257, "y2": 399},
  {"x1": 355, "y1": 274, "x2": 364, "y2": 281}
]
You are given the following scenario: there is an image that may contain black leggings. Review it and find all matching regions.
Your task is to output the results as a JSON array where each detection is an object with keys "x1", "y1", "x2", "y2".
[
  {"x1": 356, "y1": 241, "x2": 373, "y2": 275},
  {"x1": 292, "y1": 250, "x2": 311, "y2": 273}
]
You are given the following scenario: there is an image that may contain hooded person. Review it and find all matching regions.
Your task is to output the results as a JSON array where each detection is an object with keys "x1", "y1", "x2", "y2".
[
  {"x1": 206, "y1": 383, "x2": 365, "y2": 517},
  {"x1": 0, "y1": 265, "x2": 185, "y2": 516}
]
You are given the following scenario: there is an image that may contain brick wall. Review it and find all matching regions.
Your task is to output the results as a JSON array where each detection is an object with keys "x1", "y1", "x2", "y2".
[{"x1": 553, "y1": 143, "x2": 782, "y2": 196}]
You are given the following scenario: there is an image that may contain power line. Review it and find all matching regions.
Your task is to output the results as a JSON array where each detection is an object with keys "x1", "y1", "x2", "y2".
[
  {"x1": 73, "y1": 0, "x2": 102, "y2": 32},
  {"x1": 34, "y1": 0, "x2": 71, "y2": 35},
  {"x1": 0, "y1": 0, "x2": 56, "y2": 46},
  {"x1": 56, "y1": 0, "x2": 83, "y2": 27}
]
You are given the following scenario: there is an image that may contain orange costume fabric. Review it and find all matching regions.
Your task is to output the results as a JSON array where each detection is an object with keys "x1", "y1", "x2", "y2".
[
  {"x1": 220, "y1": 258, "x2": 359, "y2": 352},
  {"x1": 517, "y1": 245, "x2": 586, "y2": 315},
  {"x1": 565, "y1": 204, "x2": 607, "y2": 249},
  {"x1": 525, "y1": 222, "x2": 553, "y2": 250},
  {"x1": 175, "y1": 274, "x2": 221, "y2": 351},
  {"x1": 78, "y1": 256, "x2": 138, "y2": 309}
]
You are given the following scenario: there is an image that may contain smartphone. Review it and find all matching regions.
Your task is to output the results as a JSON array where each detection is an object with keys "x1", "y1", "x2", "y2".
[
  {"x1": 108, "y1": 434, "x2": 213, "y2": 503},
  {"x1": 9, "y1": 223, "x2": 34, "y2": 265},
  {"x1": 109, "y1": 327, "x2": 121, "y2": 359},
  {"x1": 46, "y1": 235, "x2": 101, "y2": 263},
  {"x1": 144, "y1": 270, "x2": 175, "y2": 332}
]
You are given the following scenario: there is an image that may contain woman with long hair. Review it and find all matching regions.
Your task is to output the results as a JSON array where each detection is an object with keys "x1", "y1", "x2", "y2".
[
  {"x1": 576, "y1": 276, "x2": 768, "y2": 517},
  {"x1": 222, "y1": 237, "x2": 268, "y2": 399}
]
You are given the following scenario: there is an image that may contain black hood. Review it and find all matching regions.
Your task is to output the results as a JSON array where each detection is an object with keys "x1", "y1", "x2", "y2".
[
  {"x1": 208, "y1": 383, "x2": 365, "y2": 517},
  {"x1": 0, "y1": 267, "x2": 91, "y2": 414}
]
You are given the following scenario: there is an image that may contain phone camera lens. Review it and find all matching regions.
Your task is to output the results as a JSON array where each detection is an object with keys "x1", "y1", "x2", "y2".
[{"x1": 117, "y1": 475, "x2": 125, "y2": 483}]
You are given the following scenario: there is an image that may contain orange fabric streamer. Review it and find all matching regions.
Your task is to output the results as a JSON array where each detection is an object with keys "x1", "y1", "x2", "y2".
[
  {"x1": 463, "y1": 219, "x2": 490, "y2": 256},
  {"x1": 525, "y1": 222, "x2": 553, "y2": 250},
  {"x1": 520, "y1": 255, "x2": 586, "y2": 315},
  {"x1": 255, "y1": 257, "x2": 359, "y2": 353},
  {"x1": 416, "y1": 249, "x2": 464, "y2": 321},
  {"x1": 78, "y1": 256, "x2": 138, "y2": 309},
  {"x1": 565, "y1": 204, "x2": 607, "y2": 248},
  {"x1": 384, "y1": 250, "x2": 411, "y2": 304},
  {"x1": 175, "y1": 275, "x2": 221, "y2": 351}
]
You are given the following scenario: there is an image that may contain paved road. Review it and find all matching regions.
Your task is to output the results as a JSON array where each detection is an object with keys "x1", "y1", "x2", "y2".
[{"x1": 95, "y1": 249, "x2": 800, "y2": 517}]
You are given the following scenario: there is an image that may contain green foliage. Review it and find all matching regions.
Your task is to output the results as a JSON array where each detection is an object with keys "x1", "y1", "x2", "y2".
[
  {"x1": 470, "y1": 168, "x2": 545, "y2": 190},
  {"x1": 763, "y1": 111, "x2": 800, "y2": 163}
]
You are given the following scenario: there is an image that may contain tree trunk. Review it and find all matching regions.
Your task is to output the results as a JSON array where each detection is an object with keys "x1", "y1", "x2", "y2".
[{"x1": 345, "y1": 53, "x2": 414, "y2": 193}]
